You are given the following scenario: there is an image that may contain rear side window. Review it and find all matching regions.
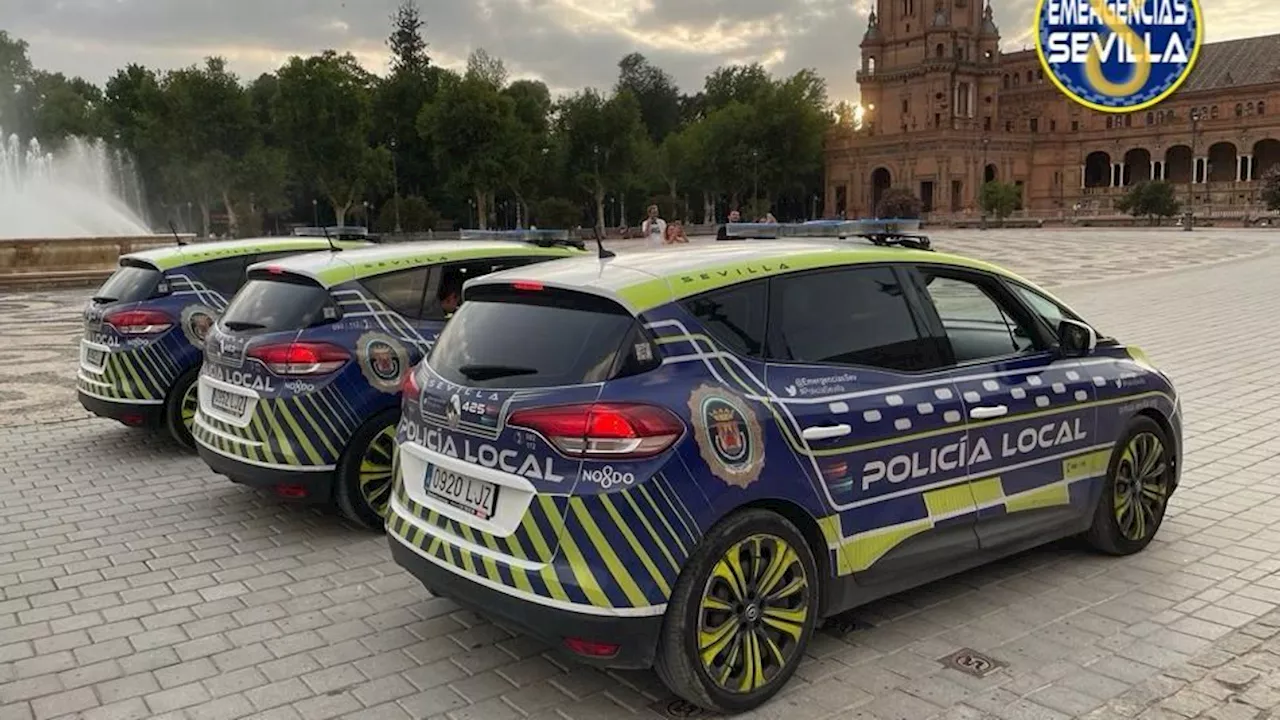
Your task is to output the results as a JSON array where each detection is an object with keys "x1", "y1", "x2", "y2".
[
  {"x1": 220, "y1": 277, "x2": 337, "y2": 332},
  {"x1": 682, "y1": 281, "x2": 768, "y2": 358},
  {"x1": 429, "y1": 287, "x2": 648, "y2": 389},
  {"x1": 193, "y1": 257, "x2": 248, "y2": 296},
  {"x1": 94, "y1": 264, "x2": 162, "y2": 303},
  {"x1": 767, "y1": 266, "x2": 940, "y2": 372},
  {"x1": 423, "y1": 258, "x2": 545, "y2": 320},
  {"x1": 362, "y1": 268, "x2": 429, "y2": 319}
]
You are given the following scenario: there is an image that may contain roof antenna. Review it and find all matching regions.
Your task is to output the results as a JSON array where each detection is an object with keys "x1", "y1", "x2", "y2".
[
  {"x1": 168, "y1": 220, "x2": 186, "y2": 247},
  {"x1": 593, "y1": 225, "x2": 615, "y2": 259},
  {"x1": 321, "y1": 225, "x2": 341, "y2": 253}
]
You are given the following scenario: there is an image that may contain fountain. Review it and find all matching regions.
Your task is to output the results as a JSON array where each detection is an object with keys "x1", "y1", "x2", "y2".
[
  {"x1": 0, "y1": 132, "x2": 151, "y2": 238},
  {"x1": 0, "y1": 130, "x2": 178, "y2": 288}
]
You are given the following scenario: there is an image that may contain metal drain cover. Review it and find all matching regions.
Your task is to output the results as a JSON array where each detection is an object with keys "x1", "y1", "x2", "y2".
[{"x1": 940, "y1": 648, "x2": 1006, "y2": 678}]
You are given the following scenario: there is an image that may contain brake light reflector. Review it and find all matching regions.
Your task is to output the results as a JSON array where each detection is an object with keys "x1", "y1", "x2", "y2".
[
  {"x1": 103, "y1": 308, "x2": 174, "y2": 335},
  {"x1": 248, "y1": 342, "x2": 349, "y2": 376},
  {"x1": 402, "y1": 367, "x2": 420, "y2": 397},
  {"x1": 563, "y1": 637, "x2": 620, "y2": 658},
  {"x1": 507, "y1": 403, "x2": 684, "y2": 459}
]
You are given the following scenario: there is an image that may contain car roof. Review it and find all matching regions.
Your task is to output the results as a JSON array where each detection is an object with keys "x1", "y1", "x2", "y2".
[
  {"x1": 249, "y1": 240, "x2": 589, "y2": 288},
  {"x1": 468, "y1": 240, "x2": 1076, "y2": 315},
  {"x1": 121, "y1": 237, "x2": 368, "y2": 271}
]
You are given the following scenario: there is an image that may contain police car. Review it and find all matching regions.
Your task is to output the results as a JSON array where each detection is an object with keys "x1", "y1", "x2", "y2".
[
  {"x1": 77, "y1": 234, "x2": 370, "y2": 448},
  {"x1": 192, "y1": 230, "x2": 589, "y2": 529},
  {"x1": 386, "y1": 220, "x2": 1181, "y2": 714}
]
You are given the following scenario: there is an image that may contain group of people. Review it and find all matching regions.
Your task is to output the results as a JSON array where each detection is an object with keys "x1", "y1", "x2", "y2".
[{"x1": 642, "y1": 205, "x2": 779, "y2": 247}]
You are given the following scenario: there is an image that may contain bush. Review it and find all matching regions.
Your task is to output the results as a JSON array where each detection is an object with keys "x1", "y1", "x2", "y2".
[
  {"x1": 979, "y1": 181, "x2": 1021, "y2": 220},
  {"x1": 1115, "y1": 181, "x2": 1180, "y2": 225},
  {"x1": 374, "y1": 195, "x2": 440, "y2": 233},
  {"x1": 1262, "y1": 166, "x2": 1280, "y2": 212},
  {"x1": 530, "y1": 197, "x2": 583, "y2": 229},
  {"x1": 875, "y1": 188, "x2": 922, "y2": 219}
]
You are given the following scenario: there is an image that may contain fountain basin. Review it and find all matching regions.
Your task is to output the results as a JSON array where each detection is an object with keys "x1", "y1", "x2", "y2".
[{"x1": 0, "y1": 235, "x2": 186, "y2": 289}]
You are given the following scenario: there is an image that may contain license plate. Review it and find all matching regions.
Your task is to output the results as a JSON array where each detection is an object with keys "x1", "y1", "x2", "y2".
[
  {"x1": 211, "y1": 388, "x2": 249, "y2": 416},
  {"x1": 426, "y1": 466, "x2": 499, "y2": 520},
  {"x1": 84, "y1": 347, "x2": 105, "y2": 367}
]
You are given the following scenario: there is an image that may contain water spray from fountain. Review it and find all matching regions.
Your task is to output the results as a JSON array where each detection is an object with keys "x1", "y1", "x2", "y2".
[{"x1": 0, "y1": 129, "x2": 153, "y2": 239}]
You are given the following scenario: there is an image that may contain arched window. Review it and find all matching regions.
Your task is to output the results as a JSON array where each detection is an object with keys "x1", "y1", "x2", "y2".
[
  {"x1": 1211, "y1": 105, "x2": 1219, "y2": 119},
  {"x1": 1106, "y1": 117, "x2": 1114, "y2": 129},
  {"x1": 868, "y1": 57, "x2": 877, "y2": 73},
  {"x1": 1124, "y1": 114, "x2": 1132, "y2": 127},
  {"x1": 1147, "y1": 111, "x2": 1154, "y2": 125},
  {"x1": 1247, "y1": 102, "x2": 1255, "y2": 116},
  {"x1": 1013, "y1": 73, "x2": 1020, "y2": 86},
  {"x1": 936, "y1": 43, "x2": 945, "y2": 58},
  {"x1": 1026, "y1": 70, "x2": 1033, "y2": 83},
  {"x1": 1236, "y1": 103, "x2": 1244, "y2": 117},
  {"x1": 1037, "y1": 68, "x2": 1044, "y2": 81},
  {"x1": 1259, "y1": 101, "x2": 1266, "y2": 116},
  {"x1": 1003, "y1": 74, "x2": 1010, "y2": 88}
]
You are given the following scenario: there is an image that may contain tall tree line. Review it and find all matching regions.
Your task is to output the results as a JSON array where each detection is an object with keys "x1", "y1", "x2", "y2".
[{"x1": 0, "y1": 3, "x2": 833, "y2": 236}]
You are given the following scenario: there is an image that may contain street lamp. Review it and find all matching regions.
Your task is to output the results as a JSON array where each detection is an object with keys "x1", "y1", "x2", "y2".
[
  {"x1": 752, "y1": 149, "x2": 760, "y2": 216},
  {"x1": 467, "y1": 198, "x2": 475, "y2": 228},
  {"x1": 1185, "y1": 108, "x2": 1202, "y2": 231},
  {"x1": 363, "y1": 201, "x2": 370, "y2": 228},
  {"x1": 980, "y1": 136, "x2": 991, "y2": 230},
  {"x1": 312, "y1": 198, "x2": 318, "y2": 227},
  {"x1": 389, "y1": 136, "x2": 402, "y2": 233}
]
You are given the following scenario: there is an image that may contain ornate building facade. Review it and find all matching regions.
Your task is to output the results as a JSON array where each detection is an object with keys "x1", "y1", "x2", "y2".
[{"x1": 823, "y1": 0, "x2": 1280, "y2": 220}]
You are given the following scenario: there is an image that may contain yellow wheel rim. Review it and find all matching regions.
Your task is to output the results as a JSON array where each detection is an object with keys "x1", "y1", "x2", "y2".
[
  {"x1": 180, "y1": 381, "x2": 199, "y2": 432},
  {"x1": 697, "y1": 533, "x2": 809, "y2": 694},
  {"x1": 358, "y1": 425, "x2": 397, "y2": 518},
  {"x1": 1113, "y1": 432, "x2": 1169, "y2": 542}
]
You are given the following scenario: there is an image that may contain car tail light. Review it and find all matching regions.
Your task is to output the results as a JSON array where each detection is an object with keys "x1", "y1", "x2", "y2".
[
  {"x1": 507, "y1": 403, "x2": 684, "y2": 459},
  {"x1": 248, "y1": 342, "x2": 349, "y2": 376},
  {"x1": 402, "y1": 367, "x2": 420, "y2": 396},
  {"x1": 512, "y1": 281, "x2": 543, "y2": 291},
  {"x1": 104, "y1": 308, "x2": 174, "y2": 335}
]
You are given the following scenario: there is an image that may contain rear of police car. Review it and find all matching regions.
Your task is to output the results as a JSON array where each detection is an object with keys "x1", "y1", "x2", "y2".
[
  {"x1": 194, "y1": 257, "x2": 426, "y2": 502},
  {"x1": 387, "y1": 258, "x2": 712, "y2": 668},
  {"x1": 77, "y1": 257, "x2": 197, "y2": 426}
]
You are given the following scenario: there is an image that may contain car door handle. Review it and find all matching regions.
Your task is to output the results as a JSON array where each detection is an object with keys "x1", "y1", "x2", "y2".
[
  {"x1": 970, "y1": 405, "x2": 1009, "y2": 420},
  {"x1": 802, "y1": 424, "x2": 852, "y2": 441}
]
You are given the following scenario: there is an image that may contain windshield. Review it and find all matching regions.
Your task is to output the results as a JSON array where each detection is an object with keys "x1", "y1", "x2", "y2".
[
  {"x1": 94, "y1": 264, "x2": 162, "y2": 304},
  {"x1": 428, "y1": 289, "x2": 640, "y2": 389},
  {"x1": 220, "y1": 277, "x2": 336, "y2": 333}
]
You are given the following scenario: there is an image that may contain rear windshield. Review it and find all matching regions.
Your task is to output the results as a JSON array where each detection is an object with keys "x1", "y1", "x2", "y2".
[
  {"x1": 220, "y1": 277, "x2": 336, "y2": 333},
  {"x1": 94, "y1": 263, "x2": 161, "y2": 304},
  {"x1": 428, "y1": 287, "x2": 649, "y2": 389}
]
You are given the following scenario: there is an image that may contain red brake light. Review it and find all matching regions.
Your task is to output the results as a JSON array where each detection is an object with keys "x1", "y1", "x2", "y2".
[
  {"x1": 507, "y1": 403, "x2": 684, "y2": 459},
  {"x1": 402, "y1": 367, "x2": 420, "y2": 396},
  {"x1": 512, "y1": 281, "x2": 543, "y2": 291},
  {"x1": 103, "y1": 308, "x2": 174, "y2": 335},
  {"x1": 248, "y1": 342, "x2": 349, "y2": 376},
  {"x1": 267, "y1": 266, "x2": 284, "y2": 275}
]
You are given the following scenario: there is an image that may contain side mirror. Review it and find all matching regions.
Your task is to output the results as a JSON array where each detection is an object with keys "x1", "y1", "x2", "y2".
[{"x1": 1057, "y1": 319, "x2": 1097, "y2": 357}]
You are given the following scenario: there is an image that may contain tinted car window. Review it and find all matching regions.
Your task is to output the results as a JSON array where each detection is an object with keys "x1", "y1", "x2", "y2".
[
  {"x1": 94, "y1": 264, "x2": 162, "y2": 303},
  {"x1": 362, "y1": 267, "x2": 429, "y2": 318},
  {"x1": 193, "y1": 257, "x2": 247, "y2": 297},
  {"x1": 220, "y1": 278, "x2": 337, "y2": 333},
  {"x1": 768, "y1": 266, "x2": 938, "y2": 372},
  {"x1": 429, "y1": 288, "x2": 643, "y2": 389},
  {"x1": 919, "y1": 272, "x2": 1037, "y2": 363},
  {"x1": 683, "y1": 281, "x2": 767, "y2": 358}
]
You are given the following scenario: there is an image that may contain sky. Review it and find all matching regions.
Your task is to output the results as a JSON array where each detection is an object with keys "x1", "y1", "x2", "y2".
[{"x1": 6, "y1": 0, "x2": 1280, "y2": 106}]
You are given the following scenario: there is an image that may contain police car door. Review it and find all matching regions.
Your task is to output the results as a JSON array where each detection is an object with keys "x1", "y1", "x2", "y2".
[
  {"x1": 763, "y1": 264, "x2": 977, "y2": 589},
  {"x1": 905, "y1": 265, "x2": 1099, "y2": 553}
]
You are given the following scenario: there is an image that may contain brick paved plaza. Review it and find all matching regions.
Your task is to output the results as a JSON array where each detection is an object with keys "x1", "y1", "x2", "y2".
[{"x1": 3, "y1": 229, "x2": 1280, "y2": 720}]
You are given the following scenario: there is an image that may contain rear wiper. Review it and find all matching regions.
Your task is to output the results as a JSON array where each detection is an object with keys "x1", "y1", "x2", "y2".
[
  {"x1": 223, "y1": 321, "x2": 266, "y2": 331},
  {"x1": 456, "y1": 364, "x2": 538, "y2": 381},
  {"x1": 91, "y1": 296, "x2": 116, "y2": 304}
]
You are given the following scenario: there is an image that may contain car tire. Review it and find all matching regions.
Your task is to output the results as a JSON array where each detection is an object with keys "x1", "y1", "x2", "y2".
[
  {"x1": 164, "y1": 367, "x2": 201, "y2": 451},
  {"x1": 334, "y1": 407, "x2": 400, "y2": 531},
  {"x1": 1086, "y1": 416, "x2": 1174, "y2": 556},
  {"x1": 654, "y1": 509, "x2": 819, "y2": 715}
]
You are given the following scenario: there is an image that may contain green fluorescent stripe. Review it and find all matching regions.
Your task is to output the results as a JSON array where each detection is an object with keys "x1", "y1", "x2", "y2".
[
  {"x1": 599, "y1": 494, "x2": 671, "y2": 597},
  {"x1": 621, "y1": 489, "x2": 681, "y2": 573},
  {"x1": 291, "y1": 398, "x2": 341, "y2": 459},
  {"x1": 274, "y1": 402, "x2": 325, "y2": 465},
  {"x1": 310, "y1": 245, "x2": 586, "y2": 285},
  {"x1": 637, "y1": 485, "x2": 689, "y2": 557}
]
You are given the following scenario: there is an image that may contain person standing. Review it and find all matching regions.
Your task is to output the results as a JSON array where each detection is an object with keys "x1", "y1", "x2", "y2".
[{"x1": 642, "y1": 205, "x2": 667, "y2": 247}]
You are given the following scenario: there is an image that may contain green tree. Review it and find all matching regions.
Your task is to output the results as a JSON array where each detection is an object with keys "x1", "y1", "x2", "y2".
[
  {"x1": 387, "y1": 0, "x2": 431, "y2": 76},
  {"x1": 616, "y1": 53, "x2": 682, "y2": 143},
  {"x1": 531, "y1": 197, "x2": 583, "y2": 229},
  {"x1": 418, "y1": 59, "x2": 522, "y2": 229},
  {"x1": 375, "y1": 195, "x2": 439, "y2": 232},
  {"x1": 101, "y1": 65, "x2": 170, "y2": 219},
  {"x1": 1261, "y1": 166, "x2": 1280, "y2": 212},
  {"x1": 373, "y1": 1, "x2": 439, "y2": 200},
  {"x1": 0, "y1": 31, "x2": 35, "y2": 134},
  {"x1": 980, "y1": 181, "x2": 1021, "y2": 221},
  {"x1": 876, "y1": 188, "x2": 922, "y2": 219},
  {"x1": 27, "y1": 72, "x2": 104, "y2": 142},
  {"x1": 703, "y1": 64, "x2": 773, "y2": 111},
  {"x1": 273, "y1": 51, "x2": 390, "y2": 227},
  {"x1": 555, "y1": 88, "x2": 646, "y2": 235},
  {"x1": 1115, "y1": 180, "x2": 1181, "y2": 225}
]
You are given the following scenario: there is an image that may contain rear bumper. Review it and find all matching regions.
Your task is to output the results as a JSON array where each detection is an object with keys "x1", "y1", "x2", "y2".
[
  {"x1": 387, "y1": 530, "x2": 664, "y2": 670},
  {"x1": 77, "y1": 390, "x2": 164, "y2": 427},
  {"x1": 196, "y1": 439, "x2": 335, "y2": 504}
]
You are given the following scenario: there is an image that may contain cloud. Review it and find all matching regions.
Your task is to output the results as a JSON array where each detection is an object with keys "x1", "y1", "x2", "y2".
[{"x1": 6, "y1": 0, "x2": 1267, "y2": 108}]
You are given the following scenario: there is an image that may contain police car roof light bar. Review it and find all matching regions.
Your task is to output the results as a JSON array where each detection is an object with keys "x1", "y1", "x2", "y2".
[
  {"x1": 722, "y1": 219, "x2": 931, "y2": 250},
  {"x1": 293, "y1": 226, "x2": 370, "y2": 242},
  {"x1": 458, "y1": 229, "x2": 586, "y2": 250}
]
